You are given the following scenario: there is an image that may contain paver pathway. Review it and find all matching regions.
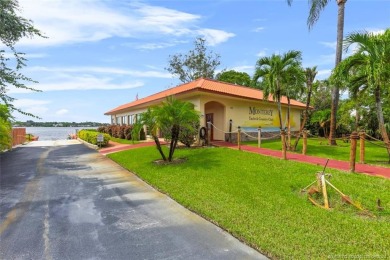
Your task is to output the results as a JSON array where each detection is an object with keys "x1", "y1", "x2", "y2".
[
  {"x1": 212, "y1": 141, "x2": 390, "y2": 179},
  {"x1": 99, "y1": 140, "x2": 390, "y2": 179}
]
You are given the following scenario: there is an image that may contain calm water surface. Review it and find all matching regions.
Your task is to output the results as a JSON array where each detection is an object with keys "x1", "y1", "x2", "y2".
[{"x1": 25, "y1": 127, "x2": 97, "y2": 141}]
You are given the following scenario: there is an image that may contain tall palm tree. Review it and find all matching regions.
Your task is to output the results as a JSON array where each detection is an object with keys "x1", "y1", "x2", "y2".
[
  {"x1": 292, "y1": 66, "x2": 318, "y2": 151},
  {"x1": 253, "y1": 50, "x2": 303, "y2": 131},
  {"x1": 287, "y1": 0, "x2": 347, "y2": 145},
  {"x1": 284, "y1": 67, "x2": 306, "y2": 149},
  {"x1": 334, "y1": 29, "x2": 390, "y2": 160}
]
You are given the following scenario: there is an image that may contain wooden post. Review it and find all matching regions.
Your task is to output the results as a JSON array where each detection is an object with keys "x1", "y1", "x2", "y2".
[
  {"x1": 237, "y1": 126, "x2": 241, "y2": 150},
  {"x1": 229, "y1": 119, "x2": 232, "y2": 142},
  {"x1": 359, "y1": 130, "x2": 365, "y2": 164},
  {"x1": 281, "y1": 129, "x2": 287, "y2": 160},
  {"x1": 349, "y1": 131, "x2": 359, "y2": 172},
  {"x1": 207, "y1": 121, "x2": 211, "y2": 146},
  {"x1": 321, "y1": 173, "x2": 330, "y2": 209},
  {"x1": 302, "y1": 129, "x2": 307, "y2": 155},
  {"x1": 258, "y1": 126, "x2": 261, "y2": 148}
]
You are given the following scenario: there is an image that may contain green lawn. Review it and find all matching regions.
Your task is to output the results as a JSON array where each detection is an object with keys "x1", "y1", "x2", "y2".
[
  {"x1": 109, "y1": 137, "x2": 139, "y2": 144},
  {"x1": 243, "y1": 137, "x2": 390, "y2": 167},
  {"x1": 108, "y1": 146, "x2": 390, "y2": 259}
]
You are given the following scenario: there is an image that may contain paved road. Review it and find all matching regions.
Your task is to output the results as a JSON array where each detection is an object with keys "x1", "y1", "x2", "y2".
[{"x1": 0, "y1": 140, "x2": 266, "y2": 260}]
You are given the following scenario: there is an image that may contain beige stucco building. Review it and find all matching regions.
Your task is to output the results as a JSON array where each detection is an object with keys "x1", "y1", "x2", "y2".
[{"x1": 104, "y1": 78, "x2": 306, "y2": 141}]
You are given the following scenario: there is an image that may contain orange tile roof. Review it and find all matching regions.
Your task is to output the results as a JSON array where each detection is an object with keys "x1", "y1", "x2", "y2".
[{"x1": 105, "y1": 78, "x2": 306, "y2": 115}]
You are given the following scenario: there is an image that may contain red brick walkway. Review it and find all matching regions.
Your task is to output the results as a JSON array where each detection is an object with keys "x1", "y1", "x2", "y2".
[
  {"x1": 212, "y1": 141, "x2": 390, "y2": 179},
  {"x1": 99, "y1": 140, "x2": 160, "y2": 156},
  {"x1": 99, "y1": 140, "x2": 390, "y2": 179}
]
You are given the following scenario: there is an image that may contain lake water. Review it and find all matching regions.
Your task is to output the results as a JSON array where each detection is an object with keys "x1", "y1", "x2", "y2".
[{"x1": 25, "y1": 127, "x2": 97, "y2": 141}]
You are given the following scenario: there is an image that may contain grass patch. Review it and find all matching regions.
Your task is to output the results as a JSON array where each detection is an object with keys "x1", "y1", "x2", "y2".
[
  {"x1": 108, "y1": 146, "x2": 390, "y2": 259},
  {"x1": 243, "y1": 137, "x2": 390, "y2": 167},
  {"x1": 109, "y1": 137, "x2": 139, "y2": 144}
]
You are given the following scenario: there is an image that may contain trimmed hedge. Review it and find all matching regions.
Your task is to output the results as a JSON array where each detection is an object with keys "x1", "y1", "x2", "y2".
[
  {"x1": 97, "y1": 124, "x2": 146, "y2": 141},
  {"x1": 78, "y1": 129, "x2": 110, "y2": 146}
]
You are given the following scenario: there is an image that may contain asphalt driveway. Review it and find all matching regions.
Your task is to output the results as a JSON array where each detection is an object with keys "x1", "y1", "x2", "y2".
[{"x1": 0, "y1": 140, "x2": 266, "y2": 259}]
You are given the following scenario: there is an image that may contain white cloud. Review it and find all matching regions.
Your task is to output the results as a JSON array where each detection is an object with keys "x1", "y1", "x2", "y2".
[
  {"x1": 27, "y1": 66, "x2": 171, "y2": 78},
  {"x1": 13, "y1": 99, "x2": 51, "y2": 108},
  {"x1": 56, "y1": 109, "x2": 69, "y2": 115},
  {"x1": 9, "y1": 74, "x2": 144, "y2": 93},
  {"x1": 316, "y1": 69, "x2": 332, "y2": 79},
  {"x1": 366, "y1": 28, "x2": 385, "y2": 35},
  {"x1": 256, "y1": 49, "x2": 268, "y2": 57},
  {"x1": 253, "y1": 27, "x2": 265, "y2": 32},
  {"x1": 197, "y1": 29, "x2": 235, "y2": 46},
  {"x1": 16, "y1": 0, "x2": 234, "y2": 47},
  {"x1": 12, "y1": 99, "x2": 51, "y2": 116},
  {"x1": 229, "y1": 65, "x2": 254, "y2": 74},
  {"x1": 135, "y1": 42, "x2": 177, "y2": 50},
  {"x1": 319, "y1": 41, "x2": 336, "y2": 50}
]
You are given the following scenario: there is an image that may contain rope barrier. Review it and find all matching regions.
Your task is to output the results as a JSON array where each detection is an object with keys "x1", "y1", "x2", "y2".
[
  {"x1": 365, "y1": 133, "x2": 386, "y2": 143},
  {"x1": 366, "y1": 139, "x2": 389, "y2": 149},
  {"x1": 208, "y1": 122, "x2": 238, "y2": 134},
  {"x1": 241, "y1": 131, "x2": 258, "y2": 140}
]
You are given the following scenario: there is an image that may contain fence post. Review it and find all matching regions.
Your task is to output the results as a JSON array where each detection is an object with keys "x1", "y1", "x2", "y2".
[
  {"x1": 207, "y1": 121, "x2": 211, "y2": 146},
  {"x1": 302, "y1": 129, "x2": 307, "y2": 155},
  {"x1": 281, "y1": 129, "x2": 287, "y2": 160},
  {"x1": 237, "y1": 126, "x2": 241, "y2": 151},
  {"x1": 349, "y1": 131, "x2": 359, "y2": 172},
  {"x1": 258, "y1": 126, "x2": 262, "y2": 148},
  {"x1": 359, "y1": 130, "x2": 365, "y2": 164},
  {"x1": 229, "y1": 119, "x2": 232, "y2": 142}
]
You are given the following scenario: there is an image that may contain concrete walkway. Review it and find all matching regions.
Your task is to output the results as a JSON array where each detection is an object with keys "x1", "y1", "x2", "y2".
[{"x1": 212, "y1": 141, "x2": 390, "y2": 179}]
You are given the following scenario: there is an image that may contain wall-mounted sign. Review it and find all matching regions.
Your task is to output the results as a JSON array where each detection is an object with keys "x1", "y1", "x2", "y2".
[{"x1": 248, "y1": 107, "x2": 274, "y2": 124}]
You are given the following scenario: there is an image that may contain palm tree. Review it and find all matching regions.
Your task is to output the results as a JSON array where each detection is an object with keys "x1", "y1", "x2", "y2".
[
  {"x1": 143, "y1": 96, "x2": 200, "y2": 162},
  {"x1": 310, "y1": 109, "x2": 331, "y2": 138},
  {"x1": 284, "y1": 67, "x2": 306, "y2": 149},
  {"x1": 253, "y1": 50, "x2": 303, "y2": 131},
  {"x1": 334, "y1": 29, "x2": 390, "y2": 160},
  {"x1": 292, "y1": 66, "x2": 318, "y2": 151},
  {"x1": 142, "y1": 107, "x2": 167, "y2": 161},
  {"x1": 253, "y1": 50, "x2": 303, "y2": 159},
  {"x1": 287, "y1": 0, "x2": 348, "y2": 145}
]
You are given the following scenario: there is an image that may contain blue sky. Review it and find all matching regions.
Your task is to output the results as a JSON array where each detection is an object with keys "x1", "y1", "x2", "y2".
[{"x1": 9, "y1": 0, "x2": 389, "y2": 123}]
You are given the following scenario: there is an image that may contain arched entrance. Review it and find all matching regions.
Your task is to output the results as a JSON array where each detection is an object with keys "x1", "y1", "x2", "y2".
[{"x1": 204, "y1": 101, "x2": 225, "y2": 141}]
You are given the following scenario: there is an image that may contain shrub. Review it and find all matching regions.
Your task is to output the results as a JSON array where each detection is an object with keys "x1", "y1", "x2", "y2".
[
  {"x1": 97, "y1": 126, "x2": 106, "y2": 133},
  {"x1": 78, "y1": 129, "x2": 110, "y2": 146},
  {"x1": 140, "y1": 127, "x2": 146, "y2": 140},
  {"x1": 179, "y1": 122, "x2": 199, "y2": 147},
  {"x1": 124, "y1": 125, "x2": 132, "y2": 140}
]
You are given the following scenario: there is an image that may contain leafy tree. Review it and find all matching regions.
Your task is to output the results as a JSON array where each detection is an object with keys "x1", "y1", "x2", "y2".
[
  {"x1": 0, "y1": 104, "x2": 12, "y2": 150},
  {"x1": 334, "y1": 29, "x2": 390, "y2": 160},
  {"x1": 310, "y1": 109, "x2": 331, "y2": 137},
  {"x1": 166, "y1": 37, "x2": 221, "y2": 83},
  {"x1": 287, "y1": 0, "x2": 348, "y2": 145},
  {"x1": 142, "y1": 96, "x2": 200, "y2": 162},
  {"x1": 1, "y1": 0, "x2": 44, "y2": 116},
  {"x1": 216, "y1": 70, "x2": 251, "y2": 87}
]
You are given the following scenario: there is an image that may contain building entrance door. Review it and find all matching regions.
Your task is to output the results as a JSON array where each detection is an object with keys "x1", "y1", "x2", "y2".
[{"x1": 205, "y1": 113, "x2": 214, "y2": 141}]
